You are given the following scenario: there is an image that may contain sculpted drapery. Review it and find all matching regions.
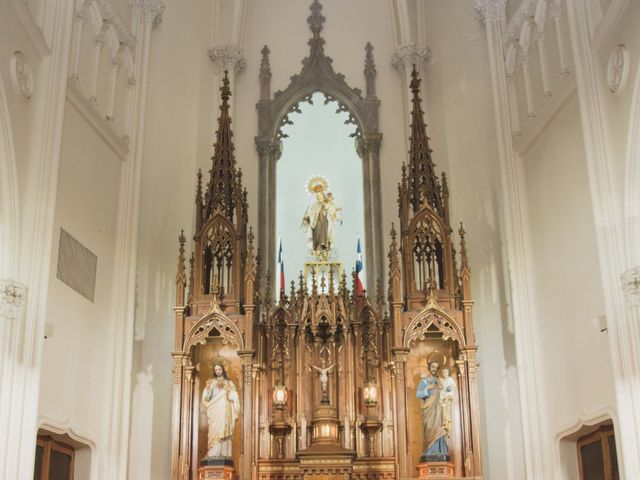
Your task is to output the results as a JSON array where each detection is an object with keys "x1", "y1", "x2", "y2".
[
  {"x1": 416, "y1": 361, "x2": 448, "y2": 457},
  {"x1": 202, "y1": 364, "x2": 240, "y2": 458}
]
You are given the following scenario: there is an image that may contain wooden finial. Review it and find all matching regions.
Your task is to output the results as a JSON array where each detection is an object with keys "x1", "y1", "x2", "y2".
[{"x1": 459, "y1": 222, "x2": 469, "y2": 269}]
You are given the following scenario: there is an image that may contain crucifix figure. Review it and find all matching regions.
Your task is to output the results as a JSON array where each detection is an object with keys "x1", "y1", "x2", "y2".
[{"x1": 311, "y1": 360, "x2": 334, "y2": 404}]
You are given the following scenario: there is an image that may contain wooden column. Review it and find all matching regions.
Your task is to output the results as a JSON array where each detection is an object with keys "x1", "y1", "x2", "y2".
[
  {"x1": 238, "y1": 350, "x2": 255, "y2": 479},
  {"x1": 171, "y1": 353, "x2": 187, "y2": 479},
  {"x1": 391, "y1": 348, "x2": 409, "y2": 477}
]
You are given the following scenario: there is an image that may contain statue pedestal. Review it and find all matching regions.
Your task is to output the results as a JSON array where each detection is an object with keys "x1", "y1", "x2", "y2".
[
  {"x1": 417, "y1": 461, "x2": 454, "y2": 479},
  {"x1": 296, "y1": 404, "x2": 355, "y2": 479},
  {"x1": 198, "y1": 458, "x2": 234, "y2": 480}
]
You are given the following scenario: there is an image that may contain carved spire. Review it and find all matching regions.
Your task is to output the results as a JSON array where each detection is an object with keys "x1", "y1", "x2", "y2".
[
  {"x1": 364, "y1": 42, "x2": 376, "y2": 97},
  {"x1": 406, "y1": 66, "x2": 443, "y2": 217},
  {"x1": 187, "y1": 251, "x2": 195, "y2": 307},
  {"x1": 259, "y1": 45, "x2": 271, "y2": 100},
  {"x1": 388, "y1": 224, "x2": 401, "y2": 303},
  {"x1": 459, "y1": 222, "x2": 469, "y2": 270},
  {"x1": 203, "y1": 71, "x2": 242, "y2": 222},
  {"x1": 176, "y1": 230, "x2": 186, "y2": 306},
  {"x1": 195, "y1": 169, "x2": 203, "y2": 230}
]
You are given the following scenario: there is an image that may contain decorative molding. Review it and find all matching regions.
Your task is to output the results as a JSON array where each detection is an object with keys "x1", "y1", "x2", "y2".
[
  {"x1": 95, "y1": 0, "x2": 136, "y2": 47},
  {"x1": 129, "y1": 0, "x2": 165, "y2": 28},
  {"x1": 10, "y1": 51, "x2": 34, "y2": 100},
  {"x1": 209, "y1": 45, "x2": 246, "y2": 74},
  {"x1": 474, "y1": 0, "x2": 507, "y2": 24},
  {"x1": 552, "y1": 407, "x2": 617, "y2": 478},
  {"x1": 390, "y1": 43, "x2": 431, "y2": 72},
  {"x1": 8, "y1": 0, "x2": 51, "y2": 58},
  {"x1": 478, "y1": 12, "x2": 548, "y2": 479},
  {"x1": 66, "y1": 81, "x2": 130, "y2": 159},
  {"x1": 513, "y1": 74, "x2": 577, "y2": 154},
  {"x1": 621, "y1": 267, "x2": 640, "y2": 305},
  {"x1": 0, "y1": 280, "x2": 27, "y2": 321},
  {"x1": 566, "y1": 0, "x2": 640, "y2": 477},
  {"x1": 591, "y1": 0, "x2": 631, "y2": 53},
  {"x1": 606, "y1": 44, "x2": 629, "y2": 94}
]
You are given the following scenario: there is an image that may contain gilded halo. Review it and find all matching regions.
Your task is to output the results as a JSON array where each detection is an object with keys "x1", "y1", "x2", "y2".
[
  {"x1": 306, "y1": 175, "x2": 329, "y2": 195},
  {"x1": 426, "y1": 350, "x2": 447, "y2": 370}
]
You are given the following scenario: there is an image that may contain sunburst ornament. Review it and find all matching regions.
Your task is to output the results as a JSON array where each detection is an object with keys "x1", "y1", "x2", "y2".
[{"x1": 306, "y1": 175, "x2": 329, "y2": 196}]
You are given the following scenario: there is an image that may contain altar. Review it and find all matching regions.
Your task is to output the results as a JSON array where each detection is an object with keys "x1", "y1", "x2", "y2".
[{"x1": 169, "y1": 2, "x2": 482, "y2": 479}]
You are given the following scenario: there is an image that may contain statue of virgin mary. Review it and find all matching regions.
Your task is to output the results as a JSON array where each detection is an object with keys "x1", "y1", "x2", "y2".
[{"x1": 301, "y1": 176, "x2": 341, "y2": 260}]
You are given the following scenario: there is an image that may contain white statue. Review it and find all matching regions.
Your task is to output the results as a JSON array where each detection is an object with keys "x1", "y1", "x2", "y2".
[
  {"x1": 202, "y1": 363, "x2": 240, "y2": 458},
  {"x1": 311, "y1": 361, "x2": 334, "y2": 402},
  {"x1": 438, "y1": 367, "x2": 456, "y2": 439}
]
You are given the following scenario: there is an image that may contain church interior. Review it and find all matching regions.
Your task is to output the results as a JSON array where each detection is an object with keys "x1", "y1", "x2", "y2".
[{"x1": 1, "y1": 0, "x2": 640, "y2": 479}]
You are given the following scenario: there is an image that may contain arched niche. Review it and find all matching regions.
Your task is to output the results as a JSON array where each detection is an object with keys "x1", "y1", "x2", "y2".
[{"x1": 255, "y1": 0, "x2": 383, "y2": 293}]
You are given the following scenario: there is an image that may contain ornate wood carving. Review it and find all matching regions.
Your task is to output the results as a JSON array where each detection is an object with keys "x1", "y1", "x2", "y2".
[
  {"x1": 172, "y1": 71, "x2": 255, "y2": 480},
  {"x1": 170, "y1": 4, "x2": 482, "y2": 479}
]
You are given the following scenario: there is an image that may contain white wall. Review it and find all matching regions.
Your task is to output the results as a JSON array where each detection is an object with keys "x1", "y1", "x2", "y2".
[
  {"x1": 423, "y1": 2, "x2": 526, "y2": 478},
  {"x1": 523, "y1": 91, "x2": 614, "y2": 445},
  {"x1": 132, "y1": 0, "x2": 215, "y2": 477}
]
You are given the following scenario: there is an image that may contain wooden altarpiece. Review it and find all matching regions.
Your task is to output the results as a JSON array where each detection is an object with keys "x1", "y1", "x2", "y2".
[
  {"x1": 171, "y1": 2, "x2": 483, "y2": 479},
  {"x1": 171, "y1": 73, "x2": 257, "y2": 480}
]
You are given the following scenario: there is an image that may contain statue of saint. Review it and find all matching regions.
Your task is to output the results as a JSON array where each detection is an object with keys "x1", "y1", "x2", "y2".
[
  {"x1": 202, "y1": 363, "x2": 240, "y2": 459},
  {"x1": 416, "y1": 358, "x2": 448, "y2": 459},
  {"x1": 301, "y1": 176, "x2": 341, "y2": 260}
]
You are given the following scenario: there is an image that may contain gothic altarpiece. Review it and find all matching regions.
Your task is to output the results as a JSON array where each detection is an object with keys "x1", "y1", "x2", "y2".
[{"x1": 171, "y1": 2, "x2": 482, "y2": 479}]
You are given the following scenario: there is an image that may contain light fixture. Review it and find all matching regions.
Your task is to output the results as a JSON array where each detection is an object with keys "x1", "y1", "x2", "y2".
[
  {"x1": 363, "y1": 381, "x2": 378, "y2": 407},
  {"x1": 273, "y1": 384, "x2": 288, "y2": 410}
]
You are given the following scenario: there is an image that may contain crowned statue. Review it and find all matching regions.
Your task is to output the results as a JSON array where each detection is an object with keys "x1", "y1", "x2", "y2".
[
  {"x1": 202, "y1": 361, "x2": 240, "y2": 460},
  {"x1": 301, "y1": 176, "x2": 342, "y2": 261}
]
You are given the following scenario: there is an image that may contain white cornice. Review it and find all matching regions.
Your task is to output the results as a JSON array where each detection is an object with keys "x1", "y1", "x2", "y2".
[
  {"x1": 209, "y1": 45, "x2": 246, "y2": 74},
  {"x1": 390, "y1": 43, "x2": 431, "y2": 71},
  {"x1": 129, "y1": 0, "x2": 165, "y2": 28},
  {"x1": 621, "y1": 267, "x2": 640, "y2": 306},
  {"x1": 474, "y1": 0, "x2": 507, "y2": 24},
  {"x1": 0, "y1": 280, "x2": 27, "y2": 321},
  {"x1": 66, "y1": 81, "x2": 130, "y2": 159}
]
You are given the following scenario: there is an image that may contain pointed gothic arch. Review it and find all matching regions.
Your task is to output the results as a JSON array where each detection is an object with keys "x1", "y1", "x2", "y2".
[{"x1": 255, "y1": 0, "x2": 383, "y2": 293}]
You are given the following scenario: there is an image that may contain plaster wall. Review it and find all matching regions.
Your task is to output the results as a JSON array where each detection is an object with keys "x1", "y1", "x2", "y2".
[
  {"x1": 522, "y1": 92, "x2": 614, "y2": 458},
  {"x1": 38, "y1": 102, "x2": 122, "y2": 467},
  {"x1": 423, "y1": 2, "x2": 526, "y2": 479},
  {"x1": 132, "y1": 0, "x2": 215, "y2": 477}
]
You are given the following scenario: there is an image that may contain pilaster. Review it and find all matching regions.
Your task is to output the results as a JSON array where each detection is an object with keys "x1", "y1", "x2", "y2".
[
  {"x1": 474, "y1": 1, "x2": 547, "y2": 478},
  {"x1": 566, "y1": 1, "x2": 640, "y2": 477},
  {"x1": 2, "y1": 0, "x2": 76, "y2": 478},
  {"x1": 104, "y1": 1, "x2": 164, "y2": 478}
]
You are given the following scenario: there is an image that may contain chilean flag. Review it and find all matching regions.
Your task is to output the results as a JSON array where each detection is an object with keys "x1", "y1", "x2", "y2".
[
  {"x1": 278, "y1": 238, "x2": 285, "y2": 294},
  {"x1": 355, "y1": 236, "x2": 364, "y2": 296}
]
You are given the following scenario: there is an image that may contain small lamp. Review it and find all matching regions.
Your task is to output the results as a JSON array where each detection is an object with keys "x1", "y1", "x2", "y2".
[
  {"x1": 363, "y1": 381, "x2": 378, "y2": 407},
  {"x1": 273, "y1": 384, "x2": 288, "y2": 411}
]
